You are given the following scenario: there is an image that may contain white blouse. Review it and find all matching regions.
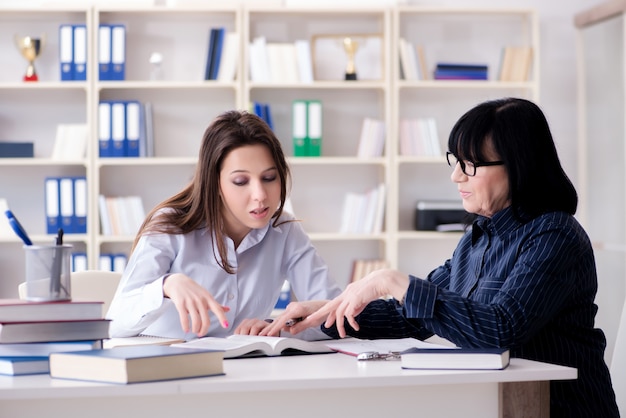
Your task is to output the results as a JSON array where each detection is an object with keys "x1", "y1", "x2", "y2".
[{"x1": 106, "y1": 212, "x2": 342, "y2": 340}]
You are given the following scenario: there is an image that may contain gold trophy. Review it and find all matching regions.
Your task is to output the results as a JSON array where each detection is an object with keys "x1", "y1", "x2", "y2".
[
  {"x1": 343, "y1": 37, "x2": 358, "y2": 81},
  {"x1": 15, "y1": 35, "x2": 45, "y2": 82}
]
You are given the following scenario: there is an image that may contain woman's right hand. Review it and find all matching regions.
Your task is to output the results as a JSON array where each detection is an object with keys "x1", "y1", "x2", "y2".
[
  {"x1": 304, "y1": 268, "x2": 410, "y2": 338},
  {"x1": 162, "y1": 273, "x2": 230, "y2": 336}
]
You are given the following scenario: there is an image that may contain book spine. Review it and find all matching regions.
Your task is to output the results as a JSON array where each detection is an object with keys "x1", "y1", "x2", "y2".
[
  {"x1": 72, "y1": 24, "x2": 87, "y2": 81},
  {"x1": 59, "y1": 24, "x2": 74, "y2": 81},
  {"x1": 110, "y1": 24, "x2": 126, "y2": 81},
  {"x1": 307, "y1": 100, "x2": 322, "y2": 157},
  {"x1": 292, "y1": 100, "x2": 308, "y2": 156}
]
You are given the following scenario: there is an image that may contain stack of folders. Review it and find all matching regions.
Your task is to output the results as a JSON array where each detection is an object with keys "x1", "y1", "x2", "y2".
[
  {"x1": 0, "y1": 299, "x2": 110, "y2": 376},
  {"x1": 59, "y1": 23, "x2": 87, "y2": 81},
  {"x1": 251, "y1": 101, "x2": 273, "y2": 130},
  {"x1": 291, "y1": 99, "x2": 322, "y2": 157},
  {"x1": 98, "y1": 24, "x2": 126, "y2": 81},
  {"x1": 45, "y1": 176, "x2": 87, "y2": 235},
  {"x1": 98, "y1": 252, "x2": 128, "y2": 273},
  {"x1": 98, "y1": 100, "x2": 153, "y2": 158}
]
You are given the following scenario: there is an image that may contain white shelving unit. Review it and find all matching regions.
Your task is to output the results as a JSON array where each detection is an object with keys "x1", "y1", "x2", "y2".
[
  {"x1": 243, "y1": 6, "x2": 392, "y2": 286},
  {"x1": 391, "y1": 7, "x2": 539, "y2": 277},
  {"x1": 0, "y1": 4, "x2": 539, "y2": 298},
  {"x1": 0, "y1": 6, "x2": 92, "y2": 298},
  {"x1": 92, "y1": 5, "x2": 242, "y2": 268}
]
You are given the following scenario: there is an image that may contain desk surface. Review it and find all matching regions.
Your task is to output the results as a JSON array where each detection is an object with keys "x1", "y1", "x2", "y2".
[{"x1": 0, "y1": 353, "x2": 576, "y2": 400}]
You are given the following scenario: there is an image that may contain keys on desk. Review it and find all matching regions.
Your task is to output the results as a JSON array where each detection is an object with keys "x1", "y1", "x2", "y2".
[{"x1": 357, "y1": 351, "x2": 402, "y2": 361}]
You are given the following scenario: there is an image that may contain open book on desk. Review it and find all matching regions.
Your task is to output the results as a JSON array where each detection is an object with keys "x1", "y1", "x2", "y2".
[
  {"x1": 172, "y1": 335, "x2": 334, "y2": 358},
  {"x1": 323, "y1": 337, "x2": 451, "y2": 356},
  {"x1": 172, "y1": 335, "x2": 450, "y2": 359}
]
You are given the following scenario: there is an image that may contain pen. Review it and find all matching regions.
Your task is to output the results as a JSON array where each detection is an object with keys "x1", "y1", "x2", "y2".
[
  {"x1": 55, "y1": 228, "x2": 64, "y2": 246},
  {"x1": 50, "y1": 228, "x2": 64, "y2": 297},
  {"x1": 5, "y1": 210, "x2": 33, "y2": 246},
  {"x1": 285, "y1": 317, "x2": 304, "y2": 327}
]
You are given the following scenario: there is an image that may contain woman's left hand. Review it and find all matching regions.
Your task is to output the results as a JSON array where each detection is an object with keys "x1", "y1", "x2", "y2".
[
  {"x1": 234, "y1": 318, "x2": 273, "y2": 335},
  {"x1": 258, "y1": 300, "x2": 330, "y2": 337}
]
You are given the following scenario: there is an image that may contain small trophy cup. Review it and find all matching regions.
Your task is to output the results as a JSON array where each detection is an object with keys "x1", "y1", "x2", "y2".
[
  {"x1": 15, "y1": 35, "x2": 45, "y2": 82},
  {"x1": 343, "y1": 37, "x2": 359, "y2": 81}
]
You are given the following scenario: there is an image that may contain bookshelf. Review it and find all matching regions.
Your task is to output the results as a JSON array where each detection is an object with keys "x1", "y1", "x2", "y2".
[
  {"x1": 91, "y1": 5, "x2": 242, "y2": 271},
  {"x1": 0, "y1": 6, "x2": 92, "y2": 297},
  {"x1": 391, "y1": 7, "x2": 539, "y2": 277},
  {"x1": 0, "y1": 4, "x2": 539, "y2": 298},
  {"x1": 243, "y1": 6, "x2": 392, "y2": 286}
]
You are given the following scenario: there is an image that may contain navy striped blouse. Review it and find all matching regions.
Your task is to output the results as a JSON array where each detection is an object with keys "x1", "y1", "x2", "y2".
[{"x1": 324, "y1": 206, "x2": 619, "y2": 417}]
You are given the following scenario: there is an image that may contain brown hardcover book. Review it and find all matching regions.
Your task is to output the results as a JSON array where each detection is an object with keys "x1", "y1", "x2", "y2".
[{"x1": 50, "y1": 345, "x2": 224, "y2": 384}]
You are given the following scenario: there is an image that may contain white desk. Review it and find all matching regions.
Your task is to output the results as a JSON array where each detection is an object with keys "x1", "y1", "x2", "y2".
[{"x1": 0, "y1": 353, "x2": 576, "y2": 418}]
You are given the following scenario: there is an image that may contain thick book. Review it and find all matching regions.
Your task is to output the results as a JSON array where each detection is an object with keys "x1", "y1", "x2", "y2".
[
  {"x1": 0, "y1": 142, "x2": 34, "y2": 158},
  {"x1": 400, "y1": 347, "x2": 510, "y2": 370},
  {"x1": 172, "y1": 335, "x2": 333, "y2": 358},
  {"x1": 0, "y1": 356, "x2": 49, "y2": 376},
  {"x1": 0, "y1": 339, "x2": 102, "y2": 357},
  {"x1": 49, "y1": 345, "x2": 224, "y2": 384},
  {"x1": 0, "y1": 299, "x2": 103, "y2": 322},
  {"x1": 0, "y1": 319, "x2": 110, "y2": 344}
]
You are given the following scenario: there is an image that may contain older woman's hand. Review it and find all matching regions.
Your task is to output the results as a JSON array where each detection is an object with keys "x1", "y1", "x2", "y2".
[{"x1": 303, "y1": 269, "x2": 410, "y2": 338}]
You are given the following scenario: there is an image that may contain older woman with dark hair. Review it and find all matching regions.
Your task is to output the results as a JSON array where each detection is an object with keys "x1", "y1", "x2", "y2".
[{"x1": 267, "y1": 98, "x2": 619, "y2": 417}]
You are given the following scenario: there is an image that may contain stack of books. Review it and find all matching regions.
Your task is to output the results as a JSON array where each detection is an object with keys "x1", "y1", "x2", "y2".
[
  {"x1": 398, "y1": 38, "x2": 428, "y2": 80},
  {"x1": 499, "y1": 46, "x2": 533, "y2": 82},
  {"x1": 433, "y1": 63, "x2": 488, "y2": 80},
  {"x1": 0, "y1": 298, "x2": 110, "y2": 376},
  {"x1": 398, "y1": 117, "x2": 441, "y2": 157},
  {"x1": 350, "y1": 259, "x2": 390, "y2": 283},
  {"x1": 204, "y1": 27, "x2": 239, "y2": 82},
  {"x1": 357, "y1": 117, "x2": 386, "y2": 158},
  {"x1": 339, "y1": 183, "x2": 386, "y2": 235},
  {"x1": 248, "y1": 36, "x2": 313, "y2": 84},
  {"x1": 98, "y1": 194, "x2": 146, "y2": 236}
]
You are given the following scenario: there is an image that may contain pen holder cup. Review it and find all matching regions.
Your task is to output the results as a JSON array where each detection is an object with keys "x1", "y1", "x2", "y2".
[{"x1": 24, "y1": 244, "x2": 72, "y2": 301}]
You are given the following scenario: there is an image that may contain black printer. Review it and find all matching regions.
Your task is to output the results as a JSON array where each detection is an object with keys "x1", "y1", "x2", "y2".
[{"x1": 415, "y1": 201, "x2": 475, "y2": 232}]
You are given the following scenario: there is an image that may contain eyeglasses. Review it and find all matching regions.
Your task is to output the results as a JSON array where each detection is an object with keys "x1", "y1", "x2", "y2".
[{"x1": 446, "y1": 151, "x2": 504, "y2": 177}]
